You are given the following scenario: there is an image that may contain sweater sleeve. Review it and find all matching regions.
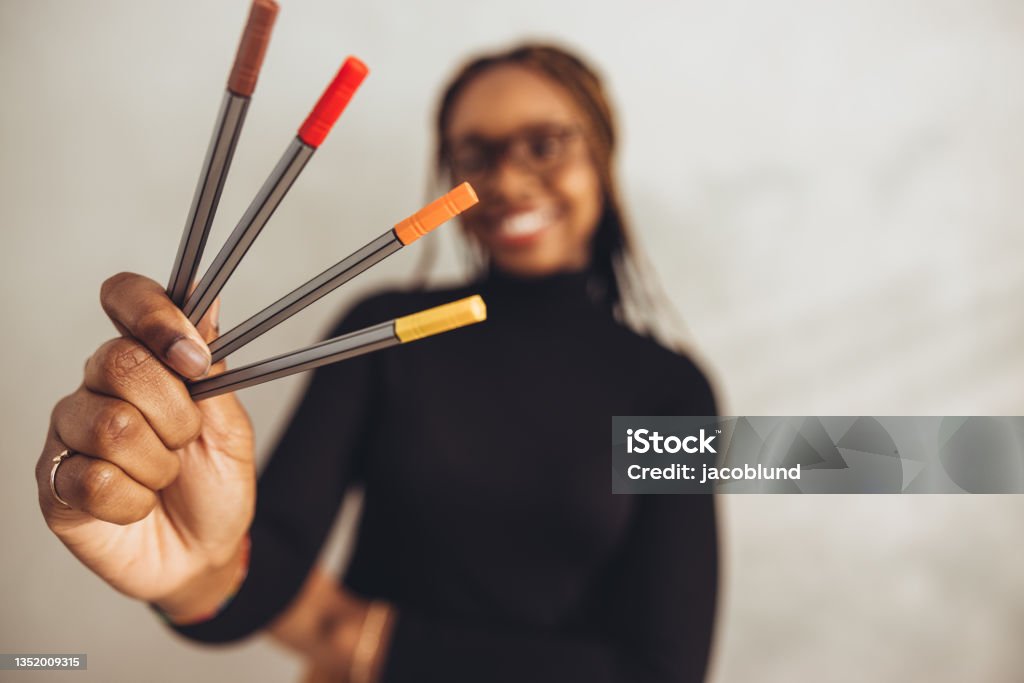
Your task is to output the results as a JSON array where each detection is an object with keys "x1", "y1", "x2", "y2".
[
  {"x1": 602, "y1": 362, "x2": 720, "y2": 682},
  {"x1": 167, "y1": 297, "x2": 384, "y2": 643},
  {"x1": 601, "y1": 488, "x2": 719, "y2": 682},
  {"x1": 380, "y1": 361, "x2": 720, "y2": 683}
]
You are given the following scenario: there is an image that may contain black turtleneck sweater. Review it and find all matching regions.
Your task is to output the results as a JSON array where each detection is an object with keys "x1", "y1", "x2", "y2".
[{"x1": 172, "y1": 269, "x2": 719, "y2": 683}]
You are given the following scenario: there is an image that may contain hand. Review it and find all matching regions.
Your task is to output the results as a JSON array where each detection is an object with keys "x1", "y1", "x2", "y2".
[
  {"x1": 35, "y1": 272, "x2": 256, "y2": 619},
  {"x1": 271, "y1": 568, "x2": 395, "y2": 682}
]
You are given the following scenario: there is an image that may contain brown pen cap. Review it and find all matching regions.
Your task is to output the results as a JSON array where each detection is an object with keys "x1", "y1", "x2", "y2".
[{"x1": 227, "y1": 0, "x2": 279, "y2": 97}]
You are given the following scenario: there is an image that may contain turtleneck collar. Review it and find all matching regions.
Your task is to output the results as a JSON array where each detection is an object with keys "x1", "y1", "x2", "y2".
[{"x1": 473, "y1": 265, "x2": 613, "y2": 316}]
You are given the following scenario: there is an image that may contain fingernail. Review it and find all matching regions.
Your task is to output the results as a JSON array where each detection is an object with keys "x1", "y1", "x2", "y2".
[{"x1": 166, "y1": 337, "x2": 211, "y2": 379}]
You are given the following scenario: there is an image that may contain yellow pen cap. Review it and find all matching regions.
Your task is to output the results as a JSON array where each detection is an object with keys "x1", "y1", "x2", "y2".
[
  {"x1": 393, "y1": 182, "x2": 478, "y2": 245},
  {"x1": 394, "y1": 295, "x2": 487, "y2": 342}
]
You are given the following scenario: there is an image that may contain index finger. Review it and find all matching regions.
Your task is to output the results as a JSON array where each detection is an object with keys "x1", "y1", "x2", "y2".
[{"x1": 100, "y1": 272, "x2": 212, "y2": 380}]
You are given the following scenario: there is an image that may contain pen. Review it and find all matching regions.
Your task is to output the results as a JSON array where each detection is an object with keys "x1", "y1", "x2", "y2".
[
  {"x1": 208, "y1": 182, "x2": 478, "y2": 362},
  {"x1": 182, "y1": 56, "x2": 369, "y2": 324},
  {"x1": 190, "y1": 295, "x2": 487, "y2": 400},
  {"x1": 167, "y1": 0, "x2": 279, "y2": 306}
]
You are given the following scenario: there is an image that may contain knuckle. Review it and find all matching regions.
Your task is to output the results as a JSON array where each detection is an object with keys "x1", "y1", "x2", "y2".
[
  {"x1": 97, "y1": 338, "x2": 156, "y2": 385},
  {"x1": 111, "y1": 495, "x2": 157, "y2": 526},
  {"x1": 163, "y1": 407, "x2": 203, "y2": 450},
  {"x1": 80, "y1": 461, "x2": 120, "y2": 503},
  {"x1": 94, "y1": 401, "x2": 137, "y2": 449},
  {"x1": 51, "y1": 393, "x2": 75, "y2": 425},
  {"x1": 76, "y1": 461, "x2": 157, "y2": 525}
]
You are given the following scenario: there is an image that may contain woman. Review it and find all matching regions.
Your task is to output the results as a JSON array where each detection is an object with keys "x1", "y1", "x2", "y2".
[{"x1": 36, "y1": 44, "x2": 719, "y2": 682}]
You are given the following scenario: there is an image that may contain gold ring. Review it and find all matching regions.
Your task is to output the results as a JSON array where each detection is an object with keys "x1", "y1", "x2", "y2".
[{"x1": 49, "y1": 448, "x2": 75, "y2": 509}]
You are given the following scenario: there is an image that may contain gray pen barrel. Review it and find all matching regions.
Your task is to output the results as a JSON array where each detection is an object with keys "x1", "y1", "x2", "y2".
[
  {"x1": 183, "y1": 137, "x2": 316, "y2": 324},
  {"x1": 167, "y1": 91, "x2": 250, "y2": 307},
  {"x1": 208, "y1": 231, "x2": 403, "y2": 362},
  {"x1": 190, "y1": 321, "x2": 397, "y2": 400}
]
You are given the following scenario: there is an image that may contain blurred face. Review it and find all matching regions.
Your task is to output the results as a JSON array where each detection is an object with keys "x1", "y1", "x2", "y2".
[{"x1": 444, "y1": 64, "x2": 604, "y2": 277}]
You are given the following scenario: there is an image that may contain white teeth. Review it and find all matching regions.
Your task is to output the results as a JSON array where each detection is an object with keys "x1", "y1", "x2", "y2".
[{"x1": 498, "y1": 210, "x2": 553, "y2": 237}]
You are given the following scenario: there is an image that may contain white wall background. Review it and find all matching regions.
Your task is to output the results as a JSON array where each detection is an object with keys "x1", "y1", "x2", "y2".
[{"x1": 1, "y1": 0, "x2": 1023, "y2": 680}]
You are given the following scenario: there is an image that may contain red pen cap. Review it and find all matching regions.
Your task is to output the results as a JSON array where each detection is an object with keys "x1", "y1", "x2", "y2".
[{"x1": 298, "y1": 57, "x2": 369, "y2": 148}]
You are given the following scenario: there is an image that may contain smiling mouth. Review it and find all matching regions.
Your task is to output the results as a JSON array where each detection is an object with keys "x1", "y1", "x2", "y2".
[{"x1": 496, "y1": 208, "x2": 557, "y2": 241}]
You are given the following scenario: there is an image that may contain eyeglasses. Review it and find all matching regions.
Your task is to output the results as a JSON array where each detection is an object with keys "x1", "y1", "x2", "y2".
[{"x1": 445, "y1": 124, "x2": 583, "y2": 182}]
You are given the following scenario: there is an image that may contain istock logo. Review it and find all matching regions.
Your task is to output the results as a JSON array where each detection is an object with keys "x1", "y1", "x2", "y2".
[{"x1": 626, "y1": 428, "x2": 717, "y2": 454}]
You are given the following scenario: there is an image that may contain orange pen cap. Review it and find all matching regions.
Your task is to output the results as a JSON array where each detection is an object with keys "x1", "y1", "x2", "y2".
[
  {"x1": 393, "y1": 182, "x2": 478, "y2": 246},
  {"x1": 394, "y1": 295, "x2": 487, "y2": 343}
]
